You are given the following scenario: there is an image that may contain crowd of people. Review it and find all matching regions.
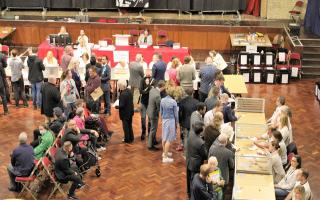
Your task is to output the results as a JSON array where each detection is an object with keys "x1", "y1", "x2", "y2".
[{"x1": 0, "y1": 28, "x2": 313, "y2": 200}]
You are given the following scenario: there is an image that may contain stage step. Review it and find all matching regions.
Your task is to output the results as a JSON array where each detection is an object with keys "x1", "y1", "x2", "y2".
[{"x1": 301, "y1": 38, "x2": 320, "y2": 79}]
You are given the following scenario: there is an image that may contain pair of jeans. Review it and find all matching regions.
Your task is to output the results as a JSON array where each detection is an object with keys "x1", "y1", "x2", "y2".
[
  {"x1": 140, "y1": 104, "x2": 150, "y2": 137},
  {"x1": 148, "y1": 118, "x2": 158, "y2": 148},
  {"x1": 12, "y1": 78, "x2": 27, "y2": 106},
  {"x1": 31, "y1": 82, "x2": 42, "y2": 107},
  {"x1": 0, "y1": 87, "x2": 8, "y2": 112},
  {"x1": 122, "y1": 117, "x2": 134, "y2": 143},
  {"x1": 275, "y1": 188, "x2": 289, "y2": 200},
  {"x1": 103, "y1": 90, "x2": 111, "y2": 114}
]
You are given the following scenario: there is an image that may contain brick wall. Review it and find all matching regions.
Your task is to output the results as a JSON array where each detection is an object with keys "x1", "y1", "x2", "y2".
[{"x1": 262, "y1": 0, "x2": 308, "y2": 19}]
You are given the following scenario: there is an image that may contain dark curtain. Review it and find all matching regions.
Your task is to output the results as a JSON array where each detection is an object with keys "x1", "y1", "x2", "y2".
[
  {"x1": 50, "y1": 0, "x2": 73, "y2": 8},
  {"x1": 193, "y1": 0, "x2": 246, "y2": 11},
  {"x1": 148, "y1": 0, "x2": 167, "y2": 9},
  {"x1": 304, "y1": 0, "x2": 320, "y2": 36},
  {"x1": 90, "y1": 0, "x2": 116, "y2": 9},
  {"x1": 5, "y1": 0, "x2": 45, "y2": 7},
  {"x1": 167, "y1": 0, "x2": 190, "y2": 11}
]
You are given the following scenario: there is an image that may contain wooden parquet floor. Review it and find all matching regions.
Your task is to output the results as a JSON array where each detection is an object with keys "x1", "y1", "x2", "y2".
[{"x1": 0, "y1": 79, "x2": 319, "y2": 200}]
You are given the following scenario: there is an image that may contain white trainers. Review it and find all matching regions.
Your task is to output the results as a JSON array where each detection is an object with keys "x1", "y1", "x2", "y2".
[
  {"x1": 162, "y1": 152, "x2": 173, "y2": 158},
  {"x1": 97, "y1": 147, "x2": 106, "y2": 152},
  {"x1": 162, "y1": 157, "x2": 174, "y2": 163},
  {"x1": 97, "y1": 156, "x2": 102, "y2": 160}
]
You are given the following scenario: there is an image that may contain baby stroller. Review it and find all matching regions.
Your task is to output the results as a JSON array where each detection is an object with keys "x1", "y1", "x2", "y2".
[
  {"x1": 85, "y1": 115, "x2": 109, "y2": 144},
  {"x1": 78, "y1": 134, "x2": 101, "y2": 177}
]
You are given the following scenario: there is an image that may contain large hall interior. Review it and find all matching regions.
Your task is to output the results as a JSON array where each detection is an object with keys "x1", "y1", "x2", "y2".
[{"x1": 0, "y1": 0, "x2": 319, "y2": 200}]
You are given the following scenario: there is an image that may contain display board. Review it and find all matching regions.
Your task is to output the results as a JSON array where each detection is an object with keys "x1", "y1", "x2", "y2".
[{"x1": 116, "y1": 0, "x2": 149, "y2": 8}]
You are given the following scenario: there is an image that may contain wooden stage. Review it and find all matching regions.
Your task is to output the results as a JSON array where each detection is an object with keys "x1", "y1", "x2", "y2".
[{"x1": 0, "y1": 79, "x2": 319, "y2": 199}]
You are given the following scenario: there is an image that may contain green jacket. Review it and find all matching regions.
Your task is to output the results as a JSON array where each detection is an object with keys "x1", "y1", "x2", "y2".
[{"x1": 34, "y1": 130, "x2": 54, "y2": 159}]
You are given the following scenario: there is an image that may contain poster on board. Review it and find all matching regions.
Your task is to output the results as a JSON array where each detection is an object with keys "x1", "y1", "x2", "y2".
[{"x1": 116, "y1": 0, "x2": 149, "y2": 8}]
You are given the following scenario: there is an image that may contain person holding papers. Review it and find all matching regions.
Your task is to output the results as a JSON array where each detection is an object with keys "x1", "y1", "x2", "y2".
[{"x1": 138, "y1": 29, "x2": 153, "y2": 46}]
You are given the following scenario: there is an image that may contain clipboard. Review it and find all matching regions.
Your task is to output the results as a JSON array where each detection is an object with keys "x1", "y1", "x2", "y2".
[{"x1": 90, "y1": 87, "x2": 104, "y2": 101}]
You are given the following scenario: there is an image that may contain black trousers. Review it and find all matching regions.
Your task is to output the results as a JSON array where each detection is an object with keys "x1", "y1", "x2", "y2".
[
  {"x1": 31, "y1": 129, "x2": 41, "y2": 147},
  {"x1": 0, "y1": 86, "x2": 8, "y2": 112},
  {"x1": 122, "y1": 117, "x2": 134, "y2": 143},
  {"x1": 11, "y1": 78, "x2": 27, "y2": 106},
  {"x1": 198, "y1": 91, "x2": 208, "y2": 102},
  {"x1": 186, "y1": 168, "x2": 197, "y2": 198},
  {"x1": 59, "y1": 174, "x2": 83, "y2": 195}
]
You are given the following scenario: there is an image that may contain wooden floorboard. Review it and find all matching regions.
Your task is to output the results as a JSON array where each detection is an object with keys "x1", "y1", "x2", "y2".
[{"x1": 0, "y1": 79, "x2": 319, "y2": 200}]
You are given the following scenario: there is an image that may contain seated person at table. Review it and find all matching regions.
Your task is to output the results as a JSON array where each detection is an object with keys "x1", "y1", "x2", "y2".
[
  {"x1": 191, "y1": 163, "x2": 217, "y2": 200},
  {"x1": 275, "y1": 155, "x2": 302, "y2": 200},
  {"x1": 33, "y1": 124, "x2": 54, "y2": 160},
  {"x1": 8, "y1": 132, "x2": 34, "y2": 192},
  {"x1": 43, "y1": 50, "x2": 58, "y2": 67},
  {"x1": 267, "y1": 96, "x2": 286, "y2": 125},
  {"x1": 138, "y1": 29, "x2": 153, "y2": 46},
  {"x1": 58, "y1": 26, "x2": 69, "y2": 35},
  {"x1": 285, "y1": 169, "x2": 311, "y2": 200},
  {"x1": 54, "y1": 141, "x2": 85, "y2": 200},
  {"x1": 208, "y1": 156, "x2": 224, "y2": 200},
  {"x1": 221, "y1": 93, "x2": 239, "y2": 124},
  {"x1": 77, "y1": 29, "x2": 89, "y2": 44},
  {"x1": 209, "y1": 50, "x2": 227, "y2": 71}
]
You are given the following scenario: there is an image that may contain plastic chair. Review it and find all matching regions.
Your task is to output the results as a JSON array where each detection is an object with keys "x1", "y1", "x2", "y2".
[
  {"x1": 157, "y1": 30, "x2": 168, "y2": 46},
  {"x1": 289, "y1": 52, "x2": 302, "y2": 79},
  {"x1": 289, "y1": 1, "x2": 304, "y2": 22}
]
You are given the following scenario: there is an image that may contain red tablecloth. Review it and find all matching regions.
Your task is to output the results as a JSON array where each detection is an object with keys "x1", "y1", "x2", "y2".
[{"x1": 38, "y1": 41, "x2": 190, "y2": 67}]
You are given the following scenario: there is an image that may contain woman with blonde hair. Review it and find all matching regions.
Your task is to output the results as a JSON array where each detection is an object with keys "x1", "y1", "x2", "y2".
[
  {"x1": 166, "y1": 58, "x2": 180, "y2": 86},
  {"x1": 278, "y1": 112, "x2": 292, "y2": 146},
  {"x1": 160, "y1": 86, "x2": 179, "y2": 163},
  {"x1": 68, "y1": 57, "x2": 82, "y2": 95},
  {"x1": 204, "y1": 100, "x2": 222, "y2": 126},
  {"x1": 205, "y1": 86, "x2": 220, "y2": 111},
  {"x1": 203, "y1": 111, "x2": 223, "y2": 152},
  {"x1": 43, "y1": 50, "x2": 58, "y2": 67}
]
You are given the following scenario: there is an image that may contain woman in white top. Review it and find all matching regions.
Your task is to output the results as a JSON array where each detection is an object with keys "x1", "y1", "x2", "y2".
[
  {"x1": 275, "y1": 155, "x2": 302, "y2": 199},
  {"x1": 43, "y1": 51, "x2": 58, "y2": 67},
  {"x1": 79, "y1": 52, "x2": 90, "y2": 69},
  {"x1": 75, "y1": 37, "x2": 91, "y2": 58},
  {"x1": 278, "y1": 113, "x2": 292, "y2": 146},
  {"x1": 209, "y1": 50, "x2": 227, "y2": 70},
  {"x1": 204, "y1": 100, "x2": 223, "y2": 127},
  {"x1": 58, "y1": 26, "x2": 68, "y2": 35},
  {"x1": 272, "y1": 130, "x2": 288, "y2": 165},
  {"x1": 267, "y1": 141, "x2": 286, "y2": 184},
  {"x1": 138, "y1": 29, "x2": 153, "y2": 46}
]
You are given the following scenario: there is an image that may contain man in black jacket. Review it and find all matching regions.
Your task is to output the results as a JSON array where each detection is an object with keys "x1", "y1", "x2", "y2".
[
  {"x1": 118, "y1": 79, "x2": 134, "y2": 143},
  {"x1": 186, "y1": 121, "x2": 207, "y2": 198},
  {"x1": 100, "y1": 56, "x2": 111, "y2": 115},
  {"x1": 41, "y1": 77, "x2": 61, "y2": 123},
  {"x1": 151, "y1": 53, "x2": 166, "y2": 82},
  {"x1": 54, "y1": 141, "x2": 84, "y2": 199},
  {"x1": 139, "y1": 76, "x2": 152, "y2": 141},
  {"x1": 191, "y1": 164, "x2": 217, "y2": 200},
  {"x1": 178, "y1": 87, "x2": 199, "y2": 152},
  {"x1": 0, "y1": 62, "x2": 8, "y2": 115},
  {"x1": 26, "y1": 48, "x2": 45, "y2": 109}
]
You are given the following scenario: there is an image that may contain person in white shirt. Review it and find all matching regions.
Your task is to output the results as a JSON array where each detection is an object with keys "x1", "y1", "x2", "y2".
[
  {"x1": 278, "y1": 113, "x2": 292, "y2": 147},
  {"x1": 43, "y1": 51, "x2": 58, "y2": 67},
  {"x1": 79, "y1": 52, "x2": 90, "y2": 69},
  {"x1": 265, "y1": 141, "x2": 285, "y2": 184},
  {"x1": 204, "y1": 100, "x2": 222, "y2": 127},
  {"x1": 75, "y1": 37, "x2": 90, "y2": 58},
  {"x1": 285, "y1": 169, "x2": 311, "y2": 200},
  {"x1": 77, "y1": 29, "x2": 89, "y2": 44},
  {"x1": 267, "y1": 96, "x2": 286, "y2": 125},
  {"x1": 275, "y1": 155, "x2": 302, "y2": 199},
  {"x1": 209, "y1": 50, "x2": 227, "y2": 71},
  {"x1": 138, "y1": 29, "x2": 153, "y2": 46}
]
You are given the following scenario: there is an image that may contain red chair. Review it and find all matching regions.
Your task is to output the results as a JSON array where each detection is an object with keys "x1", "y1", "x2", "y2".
[
  {"x1": 289, "y1": 1, "x2": 304, "y2": 22},
  {"x1": 289, "y1": 52, "x2": 302, "y2": 79},
  {"x1": 157, "y1": 30, "x2": 168, "y2": 46},
  {"x1": 47, "y1": 146, "x2": 58, "y2": 164},
  {"x1": 1, "y1": 45, "x2": 9, "y2": 54},
  {"x1": 15, "y1": 158, "x2": 42, "y2": 200},
  {"x1": 129, "y1": 29, "x2": 140, "y2": 45},
  {"x1": 42, "y1": 157, "x2": 69, "y2": 200},
  {"x1": 101, "y1": 38, "x2": 113, "y2": 45}
]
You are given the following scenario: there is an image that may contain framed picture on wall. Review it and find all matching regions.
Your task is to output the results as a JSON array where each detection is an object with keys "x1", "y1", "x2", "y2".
[{"x1": 116, "y1": 0, "x2": 149, "y2": 8}]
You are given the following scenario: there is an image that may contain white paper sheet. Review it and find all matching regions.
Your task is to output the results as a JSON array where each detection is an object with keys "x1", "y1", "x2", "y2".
[
  {"x1": 266, "y1": 55, "x2": 273, "y2": 65},
  {"x1": 254, "y1": 72, "x2": 261, "y2": 82},
  {"x1": 243, "y1": 73, "x2": 250, "y2": 83},
  {"x1": 281, "y1": 74, "x2": 289, "y2": 84},
  {"x1": 291, "y1": 67, "x2": 298, "y2": 77},
  {"x1": 279, "y1": 52, "x2": 286, "y2": 62},
  {"x1": 240, "y1": 55, "x2": 247, "y2": 65},
  {"x1": 253, "y1": 55, "x2": 261, "y2": 65},
  {"x1": 267, "y1": 74, "x2": 274, "y2": 83}
]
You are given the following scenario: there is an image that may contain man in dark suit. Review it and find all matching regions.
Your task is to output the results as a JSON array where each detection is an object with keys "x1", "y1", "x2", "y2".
[
  {"x1": 199, "y1": 56, "x2": 218, "y2": 102},
  {"x1": 178, "y1": 87, "x2": 199, "y2": 152},
  {"x1": 129, "y1": 53, "x2": 144, "y2": 105},
  {"x1": 55, "y1": 141, "x2": 84, "y2": 200},
  {"x1": 41, "y1": 77, "x2": 61, "y2": 123},
  {"x1": 186, "y1": 121, "x2": 207, "y2": 198},
  {"x1": 0, "y1": 61, "x2": 8, "y2": 115},
  {"x1": 100, "y1": 56, "x2": 111, "y2": 115},
  {"x1": 213, "y1": 73, "x2": 231, "y2": 97},
  {"x1": 146, "y1": 80, "x2": 166, "y2": 151},
  {"x1": 208, "y1": 133, "x2": 234, "y2": 186},
  {"x1": 118, "y1": 79, "x2": 134, "y2": 143},
  {"x1": 152, "y1": 53, "x2": 166, "y2": 82},
  {"x1": 191, "y1": 164, "x2": 217, "y2": 200}
]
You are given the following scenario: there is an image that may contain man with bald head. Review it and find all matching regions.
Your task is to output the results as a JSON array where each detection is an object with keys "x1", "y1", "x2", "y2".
[
  {"x1": 41, "y1": 76, "x2": 61, "y2": 123},
  {"x1": 208, "y1": 133, "x2": 234, "y2": 186},
  {"x1": 8, "y1": 132, "x2": 34, "y2": 192}
]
